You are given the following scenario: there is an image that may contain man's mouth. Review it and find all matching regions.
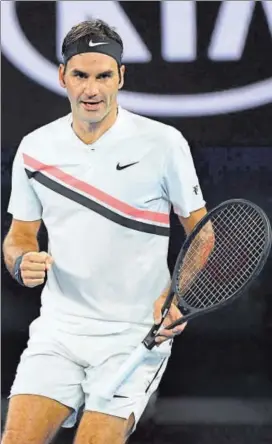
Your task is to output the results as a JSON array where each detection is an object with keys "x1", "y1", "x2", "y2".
[{"x1": 81, "y1": 101, "x2": 103, "y2": 111}]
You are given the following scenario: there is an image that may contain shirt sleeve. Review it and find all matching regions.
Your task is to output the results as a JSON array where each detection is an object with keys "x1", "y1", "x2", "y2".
[
  {"x1": 162, "y1": 131, "x2": 206, "y2": 217},
  {"x1": 7, "y1": 139, "x2": 43, "y2": 221}
]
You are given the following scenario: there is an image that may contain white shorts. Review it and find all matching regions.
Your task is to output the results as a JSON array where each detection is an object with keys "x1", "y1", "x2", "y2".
[{"x1": 9, "y1": 316, "x2": 172, "y2": 431}]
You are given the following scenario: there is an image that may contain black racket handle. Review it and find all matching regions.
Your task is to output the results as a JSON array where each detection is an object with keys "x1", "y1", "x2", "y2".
[
  {"x1": 143, "y1": 329, "x2": 160, "y2": 350},
  {"x1": 143, "y1": 304, "x2": 172, "y2": 349}
]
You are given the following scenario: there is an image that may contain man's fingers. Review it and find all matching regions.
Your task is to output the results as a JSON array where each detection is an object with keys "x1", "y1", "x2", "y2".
[
  {"x1": 45, "y1": 261, "x2": 52, "y2": 271},
  {"x1": 154, "y1": 314, "x2": 162, "y2": 325},
  {"x1": 22, "y1": 270, "x2": 46, "y2": 279},
  {"x1": 155, "y1": 304, "x2": 187, "y2": 343},
  {"x1": 23, "y1": 251, "x2": 53, "y2": 264},
  {"x1": 153, "y1": 302, "x2": 163, "y2": 325},
  {"x1": 155, "y1": 322, "x2": 187, "y2": 343},
  {"x1": 23, "y1": 252, "x2": 45, "y2": 262},
  {"x1": 23, "y1": 278, "x2": 45, "y2": 288},
  {"x1": 20, "y1": 262, "x2": 46, "y2": 271},
  {"x1": 45, "y1": 254, "x2": 54, "y2": 270},
  {"x1": 21, "y1": 252, "x2": 54, "y2": 271},
  {"x1": 19, "y1": 251, "x2": 54, "y2": 286}
]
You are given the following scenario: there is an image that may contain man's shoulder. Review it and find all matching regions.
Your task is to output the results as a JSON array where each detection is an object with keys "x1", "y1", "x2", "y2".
[
  {"x1": 122, "y1": 108, "x2": 182, "y2": 141},
  {"x1": 22, "y1": 114, "x2": 71, "y2": 146}
]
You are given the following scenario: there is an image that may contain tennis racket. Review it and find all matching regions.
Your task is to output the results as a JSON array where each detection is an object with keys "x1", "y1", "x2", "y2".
[{"x1": 100, "y1": 198, "x2": 271, "y2": 400}]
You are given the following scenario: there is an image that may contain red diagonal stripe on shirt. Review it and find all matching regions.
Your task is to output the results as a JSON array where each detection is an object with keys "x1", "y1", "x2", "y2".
[{"x1": 23, "y1": 154, "x2": 169, "y2": 225}]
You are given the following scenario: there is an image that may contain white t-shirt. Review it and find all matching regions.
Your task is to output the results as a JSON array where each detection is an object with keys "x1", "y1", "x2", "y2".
[{"x1": 8, "y1": 107, "x2": 205, "y2": 334}]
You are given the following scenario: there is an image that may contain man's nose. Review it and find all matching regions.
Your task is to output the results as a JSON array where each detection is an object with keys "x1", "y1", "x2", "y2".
[{"x1": 84, "y1": 78, "x2": 100, "y2": 97}]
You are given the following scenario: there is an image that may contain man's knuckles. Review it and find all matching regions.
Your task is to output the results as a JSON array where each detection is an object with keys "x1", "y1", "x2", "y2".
[{"x1": 21, "y1": 270, "x2": 46, "y2": 279}]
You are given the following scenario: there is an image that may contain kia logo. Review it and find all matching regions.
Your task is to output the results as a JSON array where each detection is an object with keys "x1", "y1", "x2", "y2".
[{"x1": 1, "y1": 1, "x2": 272, "y2": 116}]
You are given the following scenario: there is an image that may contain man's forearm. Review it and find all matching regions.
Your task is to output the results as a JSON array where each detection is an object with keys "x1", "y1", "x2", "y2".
[{"x1": 3, "y1": 233, "x2": 39, "y2": 275}]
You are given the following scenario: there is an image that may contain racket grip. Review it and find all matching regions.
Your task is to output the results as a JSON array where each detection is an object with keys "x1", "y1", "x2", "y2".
[
  {"x1": 99, "y1": 343, "x2": 149, "y2": 400},
  {"x1": 143, "y1": 323, "x2": 162, "y2": 349}
]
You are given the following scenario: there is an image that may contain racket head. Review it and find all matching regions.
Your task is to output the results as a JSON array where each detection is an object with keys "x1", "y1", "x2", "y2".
[{"x1": 171, "y1": 199, "x2": 271, "y2": 318}]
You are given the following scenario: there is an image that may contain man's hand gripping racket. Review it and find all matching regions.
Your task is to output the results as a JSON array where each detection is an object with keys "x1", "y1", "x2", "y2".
[{"x1": 100, "y1": 199, "x2": 271, "y2": 400}]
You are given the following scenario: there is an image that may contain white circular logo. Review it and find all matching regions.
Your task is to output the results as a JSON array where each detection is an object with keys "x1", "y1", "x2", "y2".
[{"x1": 2, "y1": 1, "x2": 272, "y2": 116}]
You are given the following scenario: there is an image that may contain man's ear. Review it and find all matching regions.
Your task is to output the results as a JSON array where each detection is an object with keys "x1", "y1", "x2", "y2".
[
  {"x1": 59, "y1": 64, "x2": 66, "y2": 88},
  {"x1": 118, "y1": 65, "x2": 125, "y2": 90}
]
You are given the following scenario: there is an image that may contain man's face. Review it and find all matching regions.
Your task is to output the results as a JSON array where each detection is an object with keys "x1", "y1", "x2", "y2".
[{"x1": 59, "y1": 52, "x2": 125, "y2": 125}]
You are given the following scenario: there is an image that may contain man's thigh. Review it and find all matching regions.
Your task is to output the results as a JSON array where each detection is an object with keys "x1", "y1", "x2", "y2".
[
  {"x1": 8, "y1": 322, "x2": 86, "y2": 430},
  {"x1": 77, "y1": 339, "x2": 171, "y2": 443},
  {"x1": 74, "y1": 411, "x2": 135, "y2": 444},
  {"x1": 2, "y1": 394, "x2": 71, "y2": 444}
]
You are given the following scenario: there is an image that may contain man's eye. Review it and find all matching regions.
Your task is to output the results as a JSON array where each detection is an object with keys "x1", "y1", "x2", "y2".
[
  {"x1": 98, "y1": 73, "x2": 111, "y2": 79},
  {"x1": 74, "y1": 72, "x2": 86, "y2": 79}
]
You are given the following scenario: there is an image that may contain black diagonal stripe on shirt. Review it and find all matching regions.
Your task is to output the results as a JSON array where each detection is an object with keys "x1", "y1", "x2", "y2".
[{"x1": 25, "y1": 169, "x2": 170, "y2": 236}]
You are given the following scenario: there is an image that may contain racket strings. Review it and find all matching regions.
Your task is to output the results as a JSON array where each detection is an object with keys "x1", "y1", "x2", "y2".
[
  {"x1": 176, "y1": 203, "x2": 267, "y2": 309},
  {"x1": 183, "y1": 228, "x2": 263, "y2": 306},
  {"x1": 183, "y1": 217, "x2": 264, "y2": 305}
]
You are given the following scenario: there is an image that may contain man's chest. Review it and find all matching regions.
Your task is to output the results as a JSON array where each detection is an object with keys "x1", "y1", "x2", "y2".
[{"x1": 26, "y1": 139, "x2": 166, "y2": 216}]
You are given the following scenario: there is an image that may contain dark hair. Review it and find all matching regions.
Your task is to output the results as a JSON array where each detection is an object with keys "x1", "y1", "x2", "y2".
[{"x1": 61, "y1": 19, "x2": 124, "y2": 61}]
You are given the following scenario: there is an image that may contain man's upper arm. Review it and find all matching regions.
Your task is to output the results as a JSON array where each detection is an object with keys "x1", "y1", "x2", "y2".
[
  {"x1": 162, "y1": 131, "x2": 206, "y2": 219},
  {"x1": 8, "y1": 139, "x2": 42, "y2": 221}
]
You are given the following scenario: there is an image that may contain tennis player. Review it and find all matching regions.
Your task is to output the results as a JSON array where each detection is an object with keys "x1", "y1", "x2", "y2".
[{"x1": 2, "y1": 19, "x2": 207, "y2": 444}]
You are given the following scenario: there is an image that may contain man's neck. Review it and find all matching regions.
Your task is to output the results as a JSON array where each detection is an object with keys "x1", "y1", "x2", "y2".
[{"x1": 72, "y1": 106, "x2": 118, "y2": 145}]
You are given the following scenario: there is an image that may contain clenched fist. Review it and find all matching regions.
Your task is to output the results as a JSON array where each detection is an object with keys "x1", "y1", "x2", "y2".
[{"x1": 19, "y1": 252, "x2": 54, "y2": 287}]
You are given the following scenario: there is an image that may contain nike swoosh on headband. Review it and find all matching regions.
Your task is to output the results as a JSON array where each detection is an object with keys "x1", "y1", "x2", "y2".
[{"x1": 89, "y1": 40, "x2": 110, "y2": 47}]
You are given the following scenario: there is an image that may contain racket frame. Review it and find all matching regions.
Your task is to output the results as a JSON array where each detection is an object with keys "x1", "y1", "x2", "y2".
[{"x1": 143, "y1": 198, "x2": 271, "y2": 348}]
